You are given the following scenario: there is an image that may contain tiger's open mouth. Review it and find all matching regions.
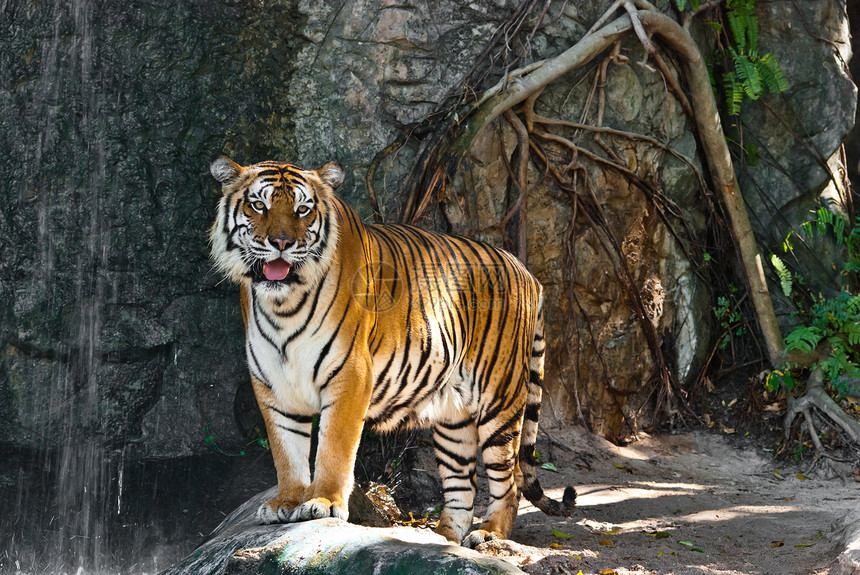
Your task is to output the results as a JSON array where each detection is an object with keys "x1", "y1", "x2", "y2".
[
  {"x1": 249, "y1": 258, "x2": 297, "y2": 284},
  {"x1": 263, "y1": 258, "x2": 291, "y2": 281}
]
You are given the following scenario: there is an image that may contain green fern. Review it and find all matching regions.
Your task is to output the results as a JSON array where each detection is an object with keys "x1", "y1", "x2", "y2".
[
  {"x1": 726, "y1": 0, "x2": 757, "y2": 52},
  {"x1": 732, "y1": 50, "x2": 763, "y2": 99},
  {"x1": 784, "y1": 326, "x2": 823, "y2": 353},
  {"x1": 778, "y1": 210, "x2": 860, "y2": 394},
  {"x1": 758, "y1": 53, "x2": 789, "y2": 93},
  {"x1": 770, "y1": 253, "x2": 792, "y2": 297},
  {"x1": 723, "y1": 72, "x2": 745, "y2": 116},
  {"x1": 711, "y1": 0, "x2": 788, "y2": 115}
]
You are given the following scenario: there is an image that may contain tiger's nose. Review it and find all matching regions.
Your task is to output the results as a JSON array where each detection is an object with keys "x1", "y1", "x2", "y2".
[{"x1": 268, "y1": 236, "x2": 294, "y2": 251}]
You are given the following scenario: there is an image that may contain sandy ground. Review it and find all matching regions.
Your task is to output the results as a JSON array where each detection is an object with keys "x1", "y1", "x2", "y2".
[{"x1": 460, "y1": 427, "x2": 860, "y2": 575}]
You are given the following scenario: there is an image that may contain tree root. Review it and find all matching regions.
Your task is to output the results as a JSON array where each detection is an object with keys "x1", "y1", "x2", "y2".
[{"x1": 785, "y1": 369, "x2": 860, "y2": 445}]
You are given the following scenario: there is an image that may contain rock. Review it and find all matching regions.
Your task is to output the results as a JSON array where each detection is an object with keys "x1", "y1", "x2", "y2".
[
  {"x1": 833, "y1": 510, "x2": 860, "y2": 575},
  {"x1": 160, "y1": 488, "x2": 524, "y2": 575}
]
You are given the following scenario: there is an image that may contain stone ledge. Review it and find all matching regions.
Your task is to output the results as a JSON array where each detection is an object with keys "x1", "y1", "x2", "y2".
[
  {"x1": 159, "y1": 488, "x2": 524, "y2": 575},
  {"x1": 833, "y1": 511, "x2": 860, "y2": 575}
]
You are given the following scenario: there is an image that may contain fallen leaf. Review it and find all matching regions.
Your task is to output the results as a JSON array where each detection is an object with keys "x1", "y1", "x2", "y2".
[
  {"x1": 853, "y1": 469, "x2": 860, "y2": 476},
  {"x1": 770, "y1": 541, "x2": 784, "y2": 548},
  {"x1": 599, "y1": 539, "x2": 614, "y2": 546},
  {"x1": 727, "y1": 397, "x2": 738, "y2": 407},
  {"x1": 795, "y1": 543, "x2": 814, "y2": 547},
  {"x1": 573, "y1": 554, "x2": 582, "y2": 560},
  {"x1": 645, "y1": 531, "x2": 672, "y2": 539},
  {"x1": 773, "y1": 470, "x2": 785, "y2": 480},
  {"x1": 552, "y1": 527, "x2": 572, "y2": 538},
  {"x1": 764, "y1": 403, "x2": 782, "y2": 412},
  {"x1": 599, "y1": 570, "x2": 616, "y2": 575},
  {"x1": 796, "y1": 473, "x2": 807, "y2": 481},
  {"x1": 601, "y1": 527, "x2": 621, "y2": 535},
  {"x1": 613, "y1": 463, "x2": 626, "y2": 469},
  {"x1": 718, "y1": 423, "x2": 736, "y2": 434},
  {"x1": 691, "y1": 547, "x2": 704, "y2": 553},
  {"x1": 540, "y1": 462, "x2": 559, "y2": 472},
  {"x1": 549, "y1": 543, "x2": 563, "y2": 549},
  {"x1": 657, "y1": 551, "x2": 663, "y2": 556},
  {"x1": 679, "y1": 541, "x2": 693, "y2": 546}
]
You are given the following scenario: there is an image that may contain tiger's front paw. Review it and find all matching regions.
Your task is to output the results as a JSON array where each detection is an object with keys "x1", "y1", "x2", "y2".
[
  {"x1": 256, "y1": 498, "x2": 295, "y2": 524},
  {"x1": 462, "y1": 529, "x2": 500, "y2": 548},
  {"x1": 288, "y1": 497, "x2": 349, "y2": 522}
]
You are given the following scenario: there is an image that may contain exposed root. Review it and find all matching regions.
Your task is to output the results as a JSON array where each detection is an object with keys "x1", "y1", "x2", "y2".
[
  {"x1": 785, "y1": 369, "x2": 860, "y2": 445},
  {"x1": 366, "y1": 140, "x2": 405, "y2": 223}
]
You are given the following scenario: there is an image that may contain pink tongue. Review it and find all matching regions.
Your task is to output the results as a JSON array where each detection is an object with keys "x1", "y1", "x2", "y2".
[{"x1": 263, "y1": 259, "x2": 291, "y2": 281}]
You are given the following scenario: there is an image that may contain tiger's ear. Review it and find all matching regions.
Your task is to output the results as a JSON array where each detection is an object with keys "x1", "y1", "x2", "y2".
[
  {"x1": 317, "y1": 161, "x2": 345, "y2": 191},
  {"x1": 210, "y1": 156, "x2": 244, "y2": 187}
]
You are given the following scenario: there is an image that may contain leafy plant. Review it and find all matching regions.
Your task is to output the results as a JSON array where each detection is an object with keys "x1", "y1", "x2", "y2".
[
  {"x1": 671, "y1": 0, "x2": 700, "y2": 11},
  {"x1": 713, "y1": 286, "x2": 747, "y2": 350},
  {"x1": 709, "y1": 0, "x2": 789, "y2": 115},
  {"x1": 769, "y1": 208, "x2": 860, "y2": 393},
  {"x1": 203, "y1": 424, "x2": 269, "y2": 457}
]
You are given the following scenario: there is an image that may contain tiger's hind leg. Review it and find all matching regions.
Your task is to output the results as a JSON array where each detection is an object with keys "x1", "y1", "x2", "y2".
[
  {"x1": 432, "y1": 418, "x2": 478, "y2": 544},
  {"x1": 462, "y1": 391, "x2": 526, "y2": 548}
]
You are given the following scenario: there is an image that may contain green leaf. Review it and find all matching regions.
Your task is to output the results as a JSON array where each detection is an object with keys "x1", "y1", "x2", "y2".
[
  {"x1": 743, "y1": 142, "x2": 758, "y2": 166},
  {"x1": 733, "y1": 52, "x2": 763, "y2": 99},
  {"x1": 770, "y1": 254, "x2": 792, "y2": 297},
  {"x1": 541, "y1": 462, "x2": 559, "y2": 472},
  {"x1": 784, "y1": 326, "x2": 822, "y2": 353},
  {"x1": 552, "y1": 527, "x2": 573, "y2": 538}
]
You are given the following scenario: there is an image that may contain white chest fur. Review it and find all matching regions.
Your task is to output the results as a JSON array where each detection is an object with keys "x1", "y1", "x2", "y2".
[{"x1": 244, "y1": 286, "x2": 340, "y2": 413}]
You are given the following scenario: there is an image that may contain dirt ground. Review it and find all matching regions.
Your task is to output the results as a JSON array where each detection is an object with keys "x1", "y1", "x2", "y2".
[{"x1": 458, "y1": 425, "x2": 860, "y2": 575}]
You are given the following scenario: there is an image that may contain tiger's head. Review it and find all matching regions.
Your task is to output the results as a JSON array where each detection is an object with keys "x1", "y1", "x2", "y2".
[{"x1": 209, "y1": 157, "x2": 345, "y2": 293}]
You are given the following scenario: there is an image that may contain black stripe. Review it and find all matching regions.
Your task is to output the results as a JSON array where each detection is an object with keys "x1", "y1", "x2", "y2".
[
  {"x1": 438, "y1": 419, "x2": 473, "y2": 430},
  {"x1": 274, "y1": 290, "x2": 309, "y2": 318},
  {"x1": 442, "y1": 485, "x2": 474, "y2": 493},
  {"x1": 525, "y1": 402, "x2": 541, "y2": 422},
  {"x1": 485, "y1": 461, "x2": 514, "y2": 472},
  {"x1": 266, "y1": 404, "x2": 315, "y2": 424},
  {"x1": 247, "y1": 344, "x2": 272, "y2": 388},
  {"x1": 434, "y1": 444, "x2": 476, "y2": 469},
  {"x1": 488, "y1": 483, "x2": 514, "y2": 501},
  {"x1": 275, "y1": 423, "x2": 311, "y2": 438},
  {"x1": 312, "y1": 299, "x2": 351, "y2": 382}
]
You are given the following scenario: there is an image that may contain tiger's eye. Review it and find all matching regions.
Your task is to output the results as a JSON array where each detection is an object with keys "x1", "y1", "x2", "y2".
[
  {"x1": 296, "y1": 205, "x2": 311, "y2": 216},
  {"x1": 251, "y1": 200, "x2": 266, "y2": 212}
]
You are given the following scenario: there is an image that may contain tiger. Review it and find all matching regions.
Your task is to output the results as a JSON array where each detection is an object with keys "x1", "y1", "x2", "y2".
[{"x1": 208, "y1": 156, "x2": 576, "y2": 547}]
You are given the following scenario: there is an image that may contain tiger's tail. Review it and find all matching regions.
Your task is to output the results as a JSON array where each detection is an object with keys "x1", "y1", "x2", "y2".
[{"x1": 517, "y1": 295, "x2": 577, "y2": 516}]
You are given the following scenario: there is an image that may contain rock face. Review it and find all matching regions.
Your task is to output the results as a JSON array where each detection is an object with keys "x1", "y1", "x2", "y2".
[
  {"x1": 160, "y1": 487, "x2": 524, "y2": 575},
  {"x1": 731, "y1": 1, "x2": 856, "y2": 324},
  {"x1": 0, "y1": 0, "x2": 855, "y2": 452}
]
